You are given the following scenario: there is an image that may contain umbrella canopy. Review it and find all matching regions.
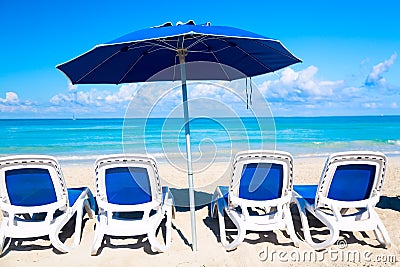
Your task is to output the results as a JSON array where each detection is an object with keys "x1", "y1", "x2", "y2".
[
  {"x1": 57, "y1": 21, "x2": 301, "y2": 251},
  {"x1": 57, "y1": 21, "x2": 301, "y2": 84}
]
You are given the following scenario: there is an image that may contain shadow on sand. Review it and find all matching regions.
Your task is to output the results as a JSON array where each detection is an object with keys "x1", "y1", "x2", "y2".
[
  {"x1": 0, "y1": 215, "x2": 91, "y2": 257},
  {"x1": 170, "y1": 188, "x2": 212, "y2": 212},
  {"x1": 377, "y1": 196, "x2": 400, "y2": 212},
  {"x1": 290, "y1": 205, "x2": 387, "y2": 249}
]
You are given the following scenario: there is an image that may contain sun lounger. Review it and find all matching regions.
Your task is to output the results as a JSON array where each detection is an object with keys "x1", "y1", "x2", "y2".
[
  {"x1": 0, "y1": 155, "x2": 94, "y2": 255},
  {"x1": 91, "y1": 154, "x2": 174, "y2": 255},
  {"x1": 292, "y1": 151, "x2": 391, "y2": 249},
  {"x1": 210, "y1": 150, "x2": 299, "y2": 250}
]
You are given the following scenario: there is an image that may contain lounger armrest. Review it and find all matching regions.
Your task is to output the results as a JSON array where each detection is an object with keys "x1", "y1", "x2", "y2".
[
  {"x1": 212, "y1": 186, "x2": 228, "y2": 199},
  {"x1": 318, "y1": 195, "x2": 380, "y2": 209},
  {"x1": 230, "y1": 194, "x2": 291, "y2": 208},
  {"x1": 0, "y1": 199, "x2": 67, "y2": 214},
  {"x1": 96, "y1": 198, "x2": 159, "y2": 213},
  {"x1": 162, "y1": 186, "x2": 174, "y2": 206}
]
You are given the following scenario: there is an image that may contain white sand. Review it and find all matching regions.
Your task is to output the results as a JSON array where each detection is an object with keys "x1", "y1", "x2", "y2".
[{"x1": 1, "y1": 156, "x2": 399, "y2": 266}]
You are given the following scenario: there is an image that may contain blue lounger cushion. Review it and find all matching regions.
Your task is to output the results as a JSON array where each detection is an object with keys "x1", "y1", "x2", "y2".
[
  {"x1": 68, "y1": 187, "x2": 96, "y2": 211},
  {"x1": 293, "y1": 185, "x2": 318, "y2": 205},
  {"x1": 294, "y1": 164, "x2": 376, "y2": 205},
  {"x1": 239, "y1": 163, "x2": 283, "y2": 200},
  {"x1": 5, "y1": 168, "x2": 57, "y2": 206},
  {"x1": 218, "y1": 186, "x2": 229, "y2": 202},
  {"x1": 105, "y1": 167, "x2": 151, "y2": 205},
  {"x1": 327, "y1": 164, "x2": 375, "y2": 201}
]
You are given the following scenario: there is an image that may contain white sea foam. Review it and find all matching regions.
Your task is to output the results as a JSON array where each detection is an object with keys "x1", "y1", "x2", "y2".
[
  {"x1": 58, "y1": 155, "x2": 100, "y2": 161},
  {"x1": 388, "y1": 140, "x2": 400, "y2": 146},
  {"x1": 296, "y1": 152, "x2": 330, "y2": 158}
]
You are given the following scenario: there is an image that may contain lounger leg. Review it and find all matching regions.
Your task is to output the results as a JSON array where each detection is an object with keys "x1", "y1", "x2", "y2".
[
  {"x1": 165, "y1": 205, "x2": 173, "y2": 249},
  {"x1": 163, "y1": 187, "x2": 174, "y2": 248},
  {"x1": 147, "y1": 189, "x2": 174, "y2": 253},
  {"x1": 147, "y1": 212, "x2": 168, "y2": 253},
  {"x1": 293, "y1": 197, "x2": 339, "y2": 250},
  {"x1": 91, "y1": 214, "x2": 106, "y2": 256},
  {"x1": 49, "y1": 215, "x2": 73, "y2": 253},
  {"x1": 73, "y1": 201, "x2": 85, "y2": 247},
  {"x1": 283, "y1": 205, "x2": 299, "y2": 247},
  {"x1": 374, "y1": 226, "x2": 385, "y2": 244},
  {"x1": 210, "y1": 202, "x2": 217, "y2": 219},
  {"x1": 216, "y1": 197, "x2": 228, "y2": 247},
  {"x1": 376, "y1": 221, "x2": 391, "y2": 248},
  {"x1": 214, "y1": 194, "x2": 246, "y2": 251},
  {"x1": 84, "y1": 199, "x2": 95, "y2": 219},
  {"x1": 0, "y1": 221, "x2": 6, "y2": 255},
  {"x1": 72, "y1": 198, "x2": 95, "y2": 248},
  {"x1": 222, "y1": 210, "x2": 246, "y2": 251}
]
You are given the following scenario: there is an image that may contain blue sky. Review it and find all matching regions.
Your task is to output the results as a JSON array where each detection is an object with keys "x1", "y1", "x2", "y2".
[{"x1": 1, "y1": 0, "x2": 399, "y2": 118}]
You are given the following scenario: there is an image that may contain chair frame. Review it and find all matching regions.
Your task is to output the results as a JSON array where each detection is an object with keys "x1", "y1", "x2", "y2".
[
  {"x1": 292, "y1": 151, "x2": 391, "y2": 250},
  {"x1": 0, "y1": 155, "x2": 94, "y2": 255},
  {"x1": 211, "y1": 150, "x2": 299, "y2": 251},
  {"x1": 91, "y1": 154, "x2": 174, "y2": 255}
]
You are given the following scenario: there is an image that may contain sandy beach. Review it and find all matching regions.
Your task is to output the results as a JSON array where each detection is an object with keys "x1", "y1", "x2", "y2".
[{"x1": 1, "y1": 156, "x2": 399, "y2": 266}]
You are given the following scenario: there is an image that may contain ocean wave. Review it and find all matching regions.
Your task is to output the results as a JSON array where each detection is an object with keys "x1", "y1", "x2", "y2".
[
  {"x1": 296, "y1": 151, "x2": 400, "y2": 158},
  {"x1": 57, "y1": 155, "x2": 100, "y2": 161},
  {"x1": 296, "y1": 152, "x2": 331, "y2": 158},
  {"x1": 388, "y1": 140, "x2": 400, "y2": 146}
]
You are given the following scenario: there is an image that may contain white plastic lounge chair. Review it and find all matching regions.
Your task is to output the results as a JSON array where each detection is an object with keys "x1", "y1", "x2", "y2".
[
  {"x1": 91, "y1": 154, "x2": 174, "y2": 255},
  {"x1": 0, "y1": 155, "x2": 94, "y2": 255},
  {"x1": 210, "y1": 150, "x2": 299, "y2": 250},
  {"x1": 292, "y1": 151, "x2": 391, "y2": 250}
]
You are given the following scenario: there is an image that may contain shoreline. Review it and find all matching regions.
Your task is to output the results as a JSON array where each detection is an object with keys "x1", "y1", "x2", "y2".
[
  {"x1": 61, "y1": 155, "x2": 400, "y2": 194},
  {"x1": 1, "y1": 155, "x2": 399, "y2": 266},
  {"x1": 50, "y1": 152, "x2": 400, "y2": 166}
]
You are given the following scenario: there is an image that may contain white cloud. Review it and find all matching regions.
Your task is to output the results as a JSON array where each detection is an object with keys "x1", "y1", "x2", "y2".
[
  {"x1": 362, "y1": 102, "x2": 378, "y2": 109},
  {"x1": 259, "y1": 66, "x2": 344, "y2": 101},
  {"x1": 50, "y1": 93, "x2": 70, "y2": 105},
  {"x1": 0, "y1": 92, "x2": 20, "y2": 112},
  {"x1": 105, "y1": 84, "x2": 138, "y2": 104},
  {"x1": 76, "y1": 90, "x2": 104, "y2": 105},
  {"x1": 51, "y1": 84, "x2": 138, "y2": 107},
  {"x1": 47, "y1": 84, "x2": 141, "y2": 117},
  {"x1": 365, "y1": 53, "x2": 397, "y2": 86},
  {"x1": 3, "y1": 52, "x2": 400, "y2": 118},
  {"x1": 0, "y1": 91, "x2": 19, "y2": 103},
  {"x1": 0, "y1": 91, "x2": 38, "y2": 114},
  {"x1": 68, "y1": 82, "x2": 78, "y2": 92}
]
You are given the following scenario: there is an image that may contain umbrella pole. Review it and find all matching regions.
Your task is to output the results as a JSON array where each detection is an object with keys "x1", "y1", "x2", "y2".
[{"x1": 178, "y1": 48, "x2": 198, "y2": 251}]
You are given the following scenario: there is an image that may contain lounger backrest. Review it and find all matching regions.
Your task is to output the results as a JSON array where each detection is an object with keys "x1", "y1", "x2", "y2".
[
  {"x1": 229, "y1": 150, "x2": 293, "y2": 204},
  {"x1": 95, "y1": 154, "x2": 162, "y2": 205},
  {"x1": 315, "y1": 151, "x2": 386, "y2": 207},
  {"x1": 0, "y1": 155, "x2": 67, "y2": 207}
]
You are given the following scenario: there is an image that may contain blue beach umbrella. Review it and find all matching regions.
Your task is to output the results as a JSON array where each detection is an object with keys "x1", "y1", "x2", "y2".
[{"x1": 57, "y1": 20, "x2": 301, "y2": 251}]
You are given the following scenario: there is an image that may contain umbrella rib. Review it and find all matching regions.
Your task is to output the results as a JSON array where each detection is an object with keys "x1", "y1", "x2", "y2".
[
  {"x1": 117, "y1": 54, "x2": 145, "y2": 84},
  {"x1": 188, "y1": 46, "x2": 231, "y2": 54},
  {"x1": 221, "y1": 39, "x2": 273, "y2": 72},
  {"x1": 76, "y1": 49, "x2": 122, "y2": 83},
  {"x1": 186, "y1": 35, "x2": 232, "y2": 53},
  {"x1": 255, "y1": 40, "x2": 300, "y2": 61},
  {"x1": 186, "y1": 36, "x2": 209, "y2": 50},
  {"x1": 145, "y1": 47, "x2": 169, "y2": 54},
  {"x1": 128, "y1": 41, "x2": 176, "y2": 52},
  {"x1": 118, "y1": 42, "x2": 174, "y2": 83},
  {"x1": 153, "y1": 39, "x2": 177, "y2": 51},
  {"x1": 126, "y1": 43, "x2": 156, "y2": 50},
  {"x1": 198, "y1": 39, "x2": 231, "y2": 81}
]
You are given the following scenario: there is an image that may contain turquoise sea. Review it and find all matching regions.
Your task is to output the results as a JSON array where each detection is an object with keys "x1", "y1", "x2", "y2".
[{"x1": 1, "y1": 116, "x2": 400, "y2": 164}]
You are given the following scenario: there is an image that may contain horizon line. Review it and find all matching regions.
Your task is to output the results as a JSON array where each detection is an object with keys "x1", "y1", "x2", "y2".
[{"x1": 0, "y1": 114, "x2": 399, "y2": 120}]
